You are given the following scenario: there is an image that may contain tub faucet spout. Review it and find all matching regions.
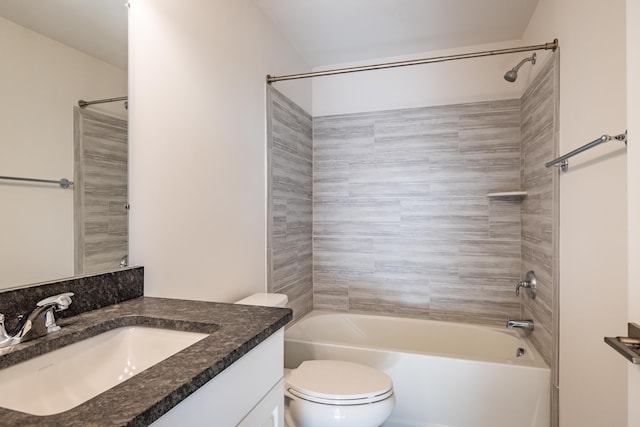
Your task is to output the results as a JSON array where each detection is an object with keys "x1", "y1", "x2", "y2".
[{"x1": 506, "y1": 319, "x2": 534, "y2": 331}]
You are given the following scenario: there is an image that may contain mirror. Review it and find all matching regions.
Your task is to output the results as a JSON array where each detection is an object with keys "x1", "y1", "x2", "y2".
[{"x1": 0, "y1": 0, "x2": 128, "y2": 291}]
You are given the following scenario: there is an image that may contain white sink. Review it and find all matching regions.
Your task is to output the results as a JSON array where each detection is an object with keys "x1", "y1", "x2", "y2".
[{"x1": 0, "y1": 326, "x2": 208, "y2": 416}]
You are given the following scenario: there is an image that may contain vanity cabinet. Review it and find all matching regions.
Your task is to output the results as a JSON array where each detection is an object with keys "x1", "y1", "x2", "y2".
[{"x1": 151, "y1": 329, "x2": 284, "y2": 427}]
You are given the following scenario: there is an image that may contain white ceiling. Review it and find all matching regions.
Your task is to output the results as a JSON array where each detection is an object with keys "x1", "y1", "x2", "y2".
[
  {"x1": 253, "y1": 0, "x2": 540, "y2": 67},
  {"x1": 0, "y1": 0, "x2": 128, "y2": 70},
  {"x1": 0, "y1": 0, "x2": 539, "y2": 71}
]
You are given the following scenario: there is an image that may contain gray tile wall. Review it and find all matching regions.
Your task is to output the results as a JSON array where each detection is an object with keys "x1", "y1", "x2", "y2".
[
  {"x1": 73, "y1": 107, "x2": 128, "y2": 276},
  {"x1": 266, "y1": 65, "x2": 559, "y2": 396},
  {"x1": 520, "y1": 54, "x2": 559, "y2": 368},
  {"x1": 313, "y1": 101, "x2": 524, "y2": 325},
  {"x1": 266, "y1": 87, "x2": 313, "y2": 321}
]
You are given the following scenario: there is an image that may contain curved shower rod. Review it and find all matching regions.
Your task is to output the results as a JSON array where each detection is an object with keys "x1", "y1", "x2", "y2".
[{"x1": 267, "y1": 39, "x2": 558, "y2": 84}]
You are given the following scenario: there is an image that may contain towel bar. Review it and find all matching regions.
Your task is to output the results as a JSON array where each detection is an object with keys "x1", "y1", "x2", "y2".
[{"x1": 605, "y1": 323, "x2": 640, "y2": 364}]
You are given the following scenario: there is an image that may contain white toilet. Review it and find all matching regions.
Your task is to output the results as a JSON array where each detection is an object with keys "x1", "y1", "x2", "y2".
[{"x1": 234, "y1": 293, "x2": 396, "y2": 427}]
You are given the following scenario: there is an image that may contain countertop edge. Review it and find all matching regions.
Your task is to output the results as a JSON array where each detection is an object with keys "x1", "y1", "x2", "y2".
[{"x1": 0, "y1": 297, "x2": 292, "y2": 426}]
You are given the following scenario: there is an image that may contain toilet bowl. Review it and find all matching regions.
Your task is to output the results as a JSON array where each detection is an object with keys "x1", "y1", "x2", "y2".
[
  {"x1": 234, "y1": 294, "x2": 395, "y2": 427},
  {"x1": 284, "y1": 360, "x2": 395, "y2": 427}
]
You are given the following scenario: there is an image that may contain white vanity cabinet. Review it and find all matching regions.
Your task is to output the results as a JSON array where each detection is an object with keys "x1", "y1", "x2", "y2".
[{"x1": 152, "y1": 329, "x2": 284, "y2": 427}]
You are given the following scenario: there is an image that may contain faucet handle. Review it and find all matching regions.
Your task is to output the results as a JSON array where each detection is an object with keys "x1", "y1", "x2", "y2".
[
  {"x1": 35, "y1": 293, "x2": 73, "y2": 334},
  {"x1": 515, "y1": 271, "x2": 537, "y2": 299},
  {"x1": 0, "y1": 313, "x2": 14, "y2": 344},
  {"x1": 37, "y1": 292, "x2": 74, "y2": 310}
]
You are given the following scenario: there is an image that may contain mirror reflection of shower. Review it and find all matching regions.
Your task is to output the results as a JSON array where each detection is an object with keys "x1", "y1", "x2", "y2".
[
  {"x1": 73, "y1": 103, "x2": 128, "y2": 276},
  {"x1": 504, "y1": 52, "x2": 537, "y2": 82}
]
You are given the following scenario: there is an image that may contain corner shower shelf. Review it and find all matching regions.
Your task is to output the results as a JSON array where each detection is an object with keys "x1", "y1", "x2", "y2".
[{"x1": 486, "y1": 191, "x2": 528, "y2": 199}]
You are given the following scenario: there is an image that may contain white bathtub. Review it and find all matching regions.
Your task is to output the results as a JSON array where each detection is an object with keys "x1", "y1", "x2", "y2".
[{"x1": 284, "y1": 311, "x2": 549, "y2": 427}]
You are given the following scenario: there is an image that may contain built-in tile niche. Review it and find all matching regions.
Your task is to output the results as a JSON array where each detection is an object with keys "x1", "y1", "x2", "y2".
[{"x1": 312, "y1": 100, "x2": 524, "y2": 325}]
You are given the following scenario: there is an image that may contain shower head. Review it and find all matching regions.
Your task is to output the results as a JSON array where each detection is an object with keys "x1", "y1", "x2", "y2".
[
  {"x1": 504, "y1": 52, "x2": 537, "y2": 82},
  {"x1": 503, "y1": 69, "x2": 518, "y2": 83}
]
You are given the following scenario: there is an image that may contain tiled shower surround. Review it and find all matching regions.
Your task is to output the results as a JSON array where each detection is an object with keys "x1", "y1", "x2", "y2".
[
  {"x1": 520, "y1": 55, "x2": 559, "y2": 368},
  {"x1": 267, "y1": 55, "x2": 557, "y2": 367},
  {"x1": 267, "y1": 88, "x2": 313, "y2": 321},
  {"x1": 312, "y1": 101, "x2": 523, "y2": 324}
]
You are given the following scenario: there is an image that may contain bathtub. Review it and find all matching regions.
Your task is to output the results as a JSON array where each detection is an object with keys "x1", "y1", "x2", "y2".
[{"x1": 284, "y1": 311, "x2": 549, "y2": 427}]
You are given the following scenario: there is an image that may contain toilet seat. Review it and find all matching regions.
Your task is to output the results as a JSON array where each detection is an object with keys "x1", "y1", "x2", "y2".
[{"x1": 286, "y1": 360, "x2": 394, "y2": 406}]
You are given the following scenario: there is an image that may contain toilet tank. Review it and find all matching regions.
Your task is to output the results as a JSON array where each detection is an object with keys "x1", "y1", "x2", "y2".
[{"x1": 234, "y1": 293, "x2": 288, "y2": 307}]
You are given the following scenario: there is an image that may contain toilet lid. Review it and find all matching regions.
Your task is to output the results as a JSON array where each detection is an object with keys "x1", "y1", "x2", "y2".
[{"x1": 286, "y1": 360, "x2": 393, "y2": 405}]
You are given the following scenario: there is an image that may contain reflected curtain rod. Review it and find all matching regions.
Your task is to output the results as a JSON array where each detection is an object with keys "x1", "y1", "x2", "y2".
[
  {"x1": 267, "y1": 39, "x2": 558, "y2": 84},
  {"x1": 78, "y1": 96, "x2": 128, "y2": 108},
  {"x1": 0, "y1": 175, "x2": 73, "y2": 189}
]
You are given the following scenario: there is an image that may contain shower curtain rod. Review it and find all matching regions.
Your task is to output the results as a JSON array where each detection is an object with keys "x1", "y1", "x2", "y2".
[
  {"x1": 0, "y1": 175, "x2": 73, "y2": 189},
  {"x1": 267, "y1": 39, "x2": 558, "y2": 84},
  {"x1": 78, "y1": 96, "x2": 128, "y2": 108}
]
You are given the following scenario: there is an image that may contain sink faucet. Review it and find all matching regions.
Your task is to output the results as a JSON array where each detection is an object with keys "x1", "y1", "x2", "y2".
[
  {"x1": 0, "y1": 292, "x2": 74, "y2": 348},
  {"x1": 506, "y1": 319, "x2": 534, "y2": 331},
  {"x1": 0, "y1": 314, "x2": 15, "y2": 348}
]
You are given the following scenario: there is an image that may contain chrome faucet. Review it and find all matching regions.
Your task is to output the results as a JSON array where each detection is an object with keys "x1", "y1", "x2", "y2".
[
  {"x1": 0, "y1": 314, "x2": 14, "y2": 348},
  {"x1": 0, "y1": 292, "x2": 74, "y2": 348},
  {"x1": 506, "y1": 319, "x2": 534, "y2": 331}
]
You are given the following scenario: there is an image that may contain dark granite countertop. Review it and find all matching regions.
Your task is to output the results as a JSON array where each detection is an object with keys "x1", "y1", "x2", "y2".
[{"x1": 0, "y1": 297, "x2": 292, "y2": 426}]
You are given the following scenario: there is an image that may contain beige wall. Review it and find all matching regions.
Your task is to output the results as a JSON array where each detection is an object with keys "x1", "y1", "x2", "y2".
[
  {"x1": 0, "y1": 16, "x2": 127, "y2": 290},
  {"x1": 523, "y1": 1, "x2": 628, "y2": 426},
  {"x1": 128, "y1": 0, "x2": 311, "y2": 302},
  {"x1": 627, "y1": 1, "x2": 640, "y2": 425}
]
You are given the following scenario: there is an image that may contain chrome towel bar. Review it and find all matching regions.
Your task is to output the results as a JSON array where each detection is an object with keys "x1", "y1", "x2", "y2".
[
  {"x1": 545, "y1": 131, "x2": 627, "y2": 172},
  {"x1": 605, "y1": 323, "x2": 640, "y2": 364},
  {"x1": 0, "y1": 175, "x2": 73, "y2": 189}
]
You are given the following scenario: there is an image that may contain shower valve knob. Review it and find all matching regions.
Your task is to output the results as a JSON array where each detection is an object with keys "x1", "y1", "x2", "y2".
[{"x1": 515, "y1": 271, "x2": 537, "y2": 299}]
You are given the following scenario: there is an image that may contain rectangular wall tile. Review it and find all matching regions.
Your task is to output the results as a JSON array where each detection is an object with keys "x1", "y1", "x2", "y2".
[
  {"x1": 267, "y1": 87, "x2": 313, "y2": 322},
  {"x1": 313, "y1": 100, "x2": 523, "y2": 324},
  {"x1": 313, "y1": 272, "x2": 349, "y2": 311},
  {"x1": 520, "y1": 53, "x2": 559, "y2": 369},
  {"x1": 349, "y1": 275, "x2": 430, "y2": 316}
]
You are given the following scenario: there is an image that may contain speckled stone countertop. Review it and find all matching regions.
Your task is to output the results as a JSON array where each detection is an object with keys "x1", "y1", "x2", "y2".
[{"x1": 0, "y1": 297, "x2": 292, "y2": 426}]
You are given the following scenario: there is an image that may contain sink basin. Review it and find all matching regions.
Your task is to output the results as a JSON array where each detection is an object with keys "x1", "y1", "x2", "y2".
[{"x1": 0, "y1": 326, "x2": 208, "y2": 416}]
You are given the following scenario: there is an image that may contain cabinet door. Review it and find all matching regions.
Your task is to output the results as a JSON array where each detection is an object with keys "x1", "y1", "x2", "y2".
[
  {"x1": 151, "y1": 329, "x2": 283, "y2": 426},
  {"x1": 237, "y1": 379, "x2": 284, "y2": 427}
]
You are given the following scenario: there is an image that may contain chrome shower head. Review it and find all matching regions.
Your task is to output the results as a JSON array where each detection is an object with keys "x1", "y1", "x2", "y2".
[
  {"x1": 504, "y1": 69, "x2": 518, "y2": 82},
  {"x1": 504, "y1": 52, "x2": 536, "y2": 82}
]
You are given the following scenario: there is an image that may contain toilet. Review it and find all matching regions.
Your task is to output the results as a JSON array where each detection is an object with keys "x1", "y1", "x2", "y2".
[
  {"x1": 234, "y1": 292, "x2": 290, "y2": 307},
  {"x1": 285, "y1": 360, "x2": 395, "y2": 427},
  {"x1": 234, "y1": 293, "x2": 396, "y2": 427}
]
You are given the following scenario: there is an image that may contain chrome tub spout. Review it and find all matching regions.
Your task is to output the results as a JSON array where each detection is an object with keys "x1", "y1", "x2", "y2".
[{"x1": 506, "y1": 319, "x2": 534, "y2": 331}]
